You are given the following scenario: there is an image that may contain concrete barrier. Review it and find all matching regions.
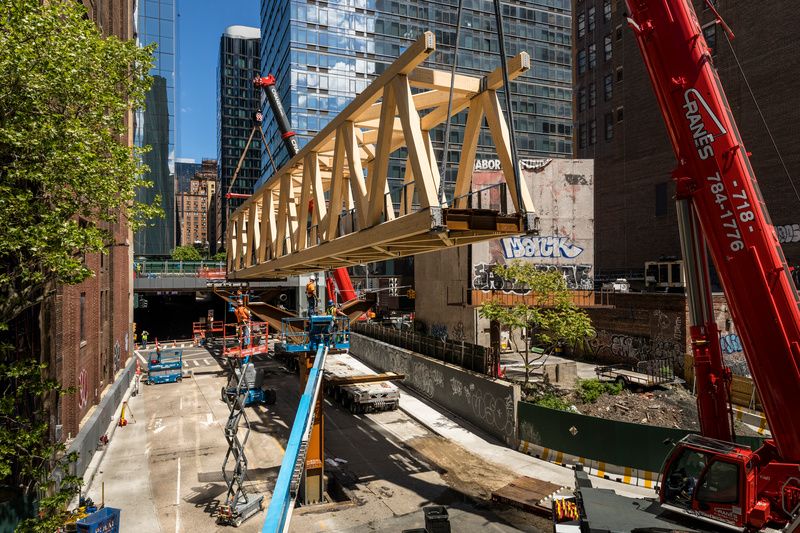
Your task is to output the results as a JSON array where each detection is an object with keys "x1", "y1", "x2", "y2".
[
  {"x1": 350, "y1": 333, "x2": 521, "y2": 446},
  {"x1": 67, "y1": 355, "x2": 137, "y2": 478}
]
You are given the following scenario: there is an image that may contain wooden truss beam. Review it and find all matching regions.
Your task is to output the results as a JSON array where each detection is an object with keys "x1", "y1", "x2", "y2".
[{"x1": 227, "y1": 32, "x2": 537, "y2": 279}]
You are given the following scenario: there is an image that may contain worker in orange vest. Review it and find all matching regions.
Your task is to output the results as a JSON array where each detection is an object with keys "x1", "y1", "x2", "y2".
[
  {"x1": 305, "y1": 276, "x2": 318, "y2": 316},
  {"x1": 234, "y1": 302, "x2": 251, "y2": 346}
]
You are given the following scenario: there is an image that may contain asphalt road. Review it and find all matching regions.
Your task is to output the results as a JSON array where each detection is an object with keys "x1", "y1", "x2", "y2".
[{"x1": 86, "y1": 345, "x2": 549, "y2": 532}]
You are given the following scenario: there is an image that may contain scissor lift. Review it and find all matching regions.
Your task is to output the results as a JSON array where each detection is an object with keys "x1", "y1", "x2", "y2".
[{"x1": 216, "y1": 321, "x2": 273, "y2": 526}]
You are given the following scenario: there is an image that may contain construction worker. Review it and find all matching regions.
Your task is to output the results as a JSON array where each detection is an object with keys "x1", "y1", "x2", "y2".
[
  {"x1": 235, "y1": 302, "x2": 251, "y2": 346},
  {"x1": 141, "y1": 330, "x2": 149, "y2": 349},
  {"x1": 327, "y1": 300, "x2": 346, "y2": 318},
  {"x1": 306, "y1": 276, "x2": 318, "y2": 316}
]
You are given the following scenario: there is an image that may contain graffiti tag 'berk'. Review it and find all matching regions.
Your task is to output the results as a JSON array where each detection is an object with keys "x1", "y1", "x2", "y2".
[{"x1": 501, "y1": 236, "x2": 584, "y2": 259}]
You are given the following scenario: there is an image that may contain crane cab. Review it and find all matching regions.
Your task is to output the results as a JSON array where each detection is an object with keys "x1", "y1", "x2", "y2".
[{"x1": 660, "y1": 435, "x2": 756, "y2": 530}]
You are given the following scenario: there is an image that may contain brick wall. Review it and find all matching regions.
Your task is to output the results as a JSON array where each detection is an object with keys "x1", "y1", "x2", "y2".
[{"x1": 51, "y1": 0, "x2": 134, "y2": 439}]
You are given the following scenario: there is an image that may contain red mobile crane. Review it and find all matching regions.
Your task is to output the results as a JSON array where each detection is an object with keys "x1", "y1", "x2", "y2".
[{"x1": 597, "y1": 1, "x2": 800, "y2": 531}]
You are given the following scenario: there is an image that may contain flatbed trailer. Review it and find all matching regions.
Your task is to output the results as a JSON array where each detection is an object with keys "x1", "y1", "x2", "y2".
[
  {"x1": 322, "y1": 351, "x2": 401, "y2": 414},
  {"x1": 595, "y1": 357, "x2": 682, "y2": 389}
]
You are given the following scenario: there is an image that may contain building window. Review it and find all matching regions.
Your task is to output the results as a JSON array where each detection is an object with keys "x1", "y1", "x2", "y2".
[
  {"x1": 578, "y1": 12, "x2": 586, "y2": 38},
  {"x1": 617, "y1": 106, "x2": 625, "y2": 122},
  {"x1": 578, "y1": 87, "x2": 587, "y2": 112},
  {"x1": 605, "y1": 112, "x2": 614, "y2": 141},
  {"x1": 702, "y1": 22, "x2": 717, "y2": 54},
  {"x1": 616, "y1": 24, "x2": 623, "y2": 40},
  {"x1": 577, "y1": 49, "x2": 587, "y2": 75},
  {"x1": 604, "y1": 0, "x2": 612, "y2": 22},
  {"x1": 588, "y1": 5, "x2": 596, "y2": 32},
  {"x1": 578, "y1": 123, "x2": 587, "y2": 149},
  {"x1": 588, "y1": 119, "x2": 597, "y2": 145},
  {"x1": 588, "y1": 44, "x2": 596, "y2": 69},
  {"x1": 589, "y1": 83, "x2": 596, "y2": 108},
  {"x1": 80, "y1": 292, "x2": 86, "y2": 343},
  {"x1": 616, "y1": 66, "x2": 624, "y2": 82},
  {"x1": 604, "y1": 74, "x2": 613, "y2": 100},
  {"x1": 604, "y1": 34, "x2": 612, "y2": 61},
  {"x1": 655, "y1": 182, "x2": 668, "y2": 216}
]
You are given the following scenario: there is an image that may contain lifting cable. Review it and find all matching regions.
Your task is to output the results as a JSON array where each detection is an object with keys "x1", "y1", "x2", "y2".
[
  {"x1": 438, "y1": 0, "x2": 466, "y2": 204},
  {"x1": 491, "y1": 0, "x2": 524, "y2": 213},
  {"x1": 439, "y1": 0, "x2": 524, "y2": 213}
]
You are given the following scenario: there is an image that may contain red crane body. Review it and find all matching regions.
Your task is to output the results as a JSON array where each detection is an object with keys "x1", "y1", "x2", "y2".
[{"x1": 626, "y1": 0, "x2": 800, "y2": 529}]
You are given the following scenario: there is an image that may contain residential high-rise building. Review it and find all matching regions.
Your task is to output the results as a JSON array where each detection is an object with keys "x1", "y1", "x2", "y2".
[
  {"x1": 177, "y1": 159, "x2": 217, "y2": 248},
  {"x1": 258, "y1": 0, "x2": 573, "y2": 197},
  {"x1": 572, "y1": 0, "x2": 800, "y2": 283},
  {"x1": 134, "y1": 0, "x2": 176, "y2": 257},
  {"x1": 175, "y1": 158, "x2": 202, "y2": 193},
  {"x1": 216, "y1": 26, "x2": 261, "y2": 253}
]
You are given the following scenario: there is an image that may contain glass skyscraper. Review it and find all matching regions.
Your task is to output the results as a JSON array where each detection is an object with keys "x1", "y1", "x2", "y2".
[
  {"x1": 216, "y1": 26, "x2": 261, "y2": 253},
  {"x1": 134, "y1": 0, "x2": 176, "y2": 257},
  {"x1": 258, "y1": 0, "x2": 572, "y2": 196}
]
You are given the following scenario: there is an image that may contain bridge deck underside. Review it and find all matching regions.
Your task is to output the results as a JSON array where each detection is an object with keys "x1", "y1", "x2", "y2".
[{"x1": 231, "y1": 208, "x2": 524, "y2": 279}]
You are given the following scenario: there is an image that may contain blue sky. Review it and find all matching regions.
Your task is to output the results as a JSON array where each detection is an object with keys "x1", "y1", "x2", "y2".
[{"x1": 176, "y1": 1, "x2": 259, "y2": 161}]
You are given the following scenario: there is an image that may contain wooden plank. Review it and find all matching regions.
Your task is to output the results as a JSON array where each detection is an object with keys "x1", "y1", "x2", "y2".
[
  {"x1": 275, "y1": 174, "x2": 291, "y2": 257},
  {"x1": 325, "y1": 372, "x2": 405, "y2": 385},
  {"x1": 297, "y1": 156, "x2": 313, "y2": 251},
  {"x1": 399, "y1": 156, "x2": 415, "y2": 216},
  {"x1": 408, "y1": 68, "x2": 481, "y2": 94},
  {"x1": 491, "y1": 476, "x2": 563, "y2": 516},
  {"x1": 423, "y1": 129, "x2": 445, "y2": 207},
  {"x1": 258, "y1": 189, "x2": 276, "y2": 262},
  {"x1": 357, "y1": 90, "x2": 451, "y2": 123},
  {"x1": 367, "y1": 84, "x2": 397, "y2": 226},
  {"x1": 244, "y1": 202, "x2": 257, "y2": 267},
  {"x1": 453, "y1": 99, "x2": 485, "y2": 208},
  {"x1": 343, "y1": 121, "x2": 369, "y2": 229},
  {"x1": 482, "y1": 90, "x2": 535, "y2": 213},
  {"x1": 393, "y1": 75, "x2": 439, "y2": 209},
  {"x1": 325, "y1": 132, "x2": 347, "y2": 241},
  {"x1": 308, "y1": 152, "x2": 327, "y2": 245}
]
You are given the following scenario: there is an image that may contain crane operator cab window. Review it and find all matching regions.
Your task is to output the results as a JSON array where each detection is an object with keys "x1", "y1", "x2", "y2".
[{"x1": 663, "y1": 448, "x2": 740, "y2": 510}]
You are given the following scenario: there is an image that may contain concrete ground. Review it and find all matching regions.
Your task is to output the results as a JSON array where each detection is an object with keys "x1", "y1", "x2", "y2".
[
  {"x1": 499, "y1": 350, "x2": 599, "y2": 382},
  {"x1": 84, "y1": 345, "x2": 645, "y2": 532}
]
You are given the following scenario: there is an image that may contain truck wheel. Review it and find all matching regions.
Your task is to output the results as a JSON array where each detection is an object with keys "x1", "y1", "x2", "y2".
[{"x1": 221, "y1": 387, "x2": 226, "y2": 402}]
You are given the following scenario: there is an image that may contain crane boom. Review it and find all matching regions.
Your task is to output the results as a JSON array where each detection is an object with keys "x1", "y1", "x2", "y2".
[{"x1": 626, "y1": 0, "x2": 800, "y2": 460}]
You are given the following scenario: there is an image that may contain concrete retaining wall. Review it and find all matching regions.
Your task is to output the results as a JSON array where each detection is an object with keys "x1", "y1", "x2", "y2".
[
  {"x1": 350, "y1": 333, "x2": 521, "y2": 446},
  {"x1": 67, "y1": 355, "x2": 136, "y2": 478}
]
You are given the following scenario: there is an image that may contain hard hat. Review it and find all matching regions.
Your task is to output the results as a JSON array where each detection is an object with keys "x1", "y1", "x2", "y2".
[{"x1": 328, "y1": 300, "x2": 334, "y2": 306}]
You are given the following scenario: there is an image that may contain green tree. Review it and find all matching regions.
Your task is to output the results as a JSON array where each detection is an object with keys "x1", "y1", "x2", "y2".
[
  {"x1": 0, "y1": 0, "x2": 157, "y2": 528},
  {"x1": 212, "y1": 251, "x2": 227, "y2": 261},
  {"x1": 478, "y1": 262, "x2": 594, "y2": 385},
  {"x1": 171, "y1": 245, "x2": 202, "y2": 261}
]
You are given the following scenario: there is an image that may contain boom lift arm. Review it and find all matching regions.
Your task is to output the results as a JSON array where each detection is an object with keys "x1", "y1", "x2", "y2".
[{"x1": 625, "y1": 0, "x2": 800, "y2": 529}]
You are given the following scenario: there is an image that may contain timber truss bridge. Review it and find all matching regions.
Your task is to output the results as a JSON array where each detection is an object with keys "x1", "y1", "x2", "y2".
[{"x1": 227, "y1": 32, "x2": 538, "y2": 279}]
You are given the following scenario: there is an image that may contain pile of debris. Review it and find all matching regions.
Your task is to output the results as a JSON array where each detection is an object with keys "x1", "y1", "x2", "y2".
[{"x1": 524, "y1": 381, "x2": 759, "y2": 436}]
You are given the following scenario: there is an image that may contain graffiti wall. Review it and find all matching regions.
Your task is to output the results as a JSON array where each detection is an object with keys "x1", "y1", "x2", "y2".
[
  {"x1": 471, "y1": 159, "x2": 595, "y2": 292},
  {"x1": 713, "y1": 296, "x2": 750, "y2": 377}
]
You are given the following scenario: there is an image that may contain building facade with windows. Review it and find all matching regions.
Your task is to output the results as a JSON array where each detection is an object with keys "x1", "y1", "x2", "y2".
[
  {"x1": 175, "y1": 158, "x2": 202, "y2": 193},
  {"x1": 216, "y1": 25, "x2": 261, "y2": 253},
  {"x1": 134, "y1": 0, "x2": 176, "y2": 257},
  {"x1": 573, "y1": 0, "x2": 800, "y2": 283},
  {"x1": 177, "y1": 159, "x2": 217, "y2": 248},
  {"x1": 258, "y1": 0, "x2": 573, "y2": 198}
]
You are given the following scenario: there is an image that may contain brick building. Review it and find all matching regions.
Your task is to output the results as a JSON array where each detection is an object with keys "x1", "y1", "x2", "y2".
[
  {"x1": 176, "y1": 159, "x2": 217, "y2": 248},
  {"x1": 37, "y1": 0, "x2": 137, "y2": 441},
  {"x1": 572, "y1": 0, "x2": 800, "y2": 283}
]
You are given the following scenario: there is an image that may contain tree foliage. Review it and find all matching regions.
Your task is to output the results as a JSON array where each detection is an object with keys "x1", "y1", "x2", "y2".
[
  {"x1": 0, "y1": 0, "x2": 159, "y2": 327},
  {"x1": 171, "y1": 245, "x2": 202, "y2": 261},
  {"x1": 0, "y1": 0, "x2": 157, "y2": 526},
  {"x1": 212, "y1": 251, "x2": 227, "y2": 261},
  {"x1": 478, "y1": 262, "x2": 594, "y2": 384}
]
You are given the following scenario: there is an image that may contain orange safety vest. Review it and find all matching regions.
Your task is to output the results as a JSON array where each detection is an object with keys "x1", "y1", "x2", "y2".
[{"x1": 306, "y1": 281, "x2": 316, "y2": 296}]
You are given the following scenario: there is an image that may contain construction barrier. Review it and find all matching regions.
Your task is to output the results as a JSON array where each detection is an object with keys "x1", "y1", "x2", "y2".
[
  {"x1": 517, "y1": 401, "x2": 765, "y2": 487},
  {"x1": 350, "y1": 333, "x2": 520, "y2": 446},
  {"x1": 684, "y1": 353, "x2": 762, "y2": 410}
]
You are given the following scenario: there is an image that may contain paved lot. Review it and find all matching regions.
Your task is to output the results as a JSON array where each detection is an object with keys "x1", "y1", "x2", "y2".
[{"x1": 85, "y1": 346, "x2": 551, "y2": 531}]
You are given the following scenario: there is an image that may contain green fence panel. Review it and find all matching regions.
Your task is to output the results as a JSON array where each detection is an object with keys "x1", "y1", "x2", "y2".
[{"x1": 517, "y1": 402, "x2": 765, "y2": 472}]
